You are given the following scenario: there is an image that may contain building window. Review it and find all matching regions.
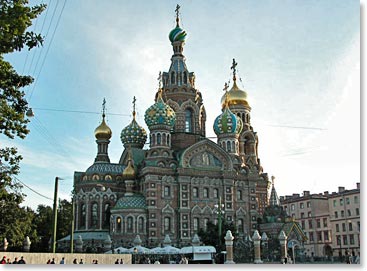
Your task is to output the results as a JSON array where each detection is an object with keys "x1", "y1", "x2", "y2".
[
  {"x1": 336, "y1": 224, "x2": 339, "y2": 232},
  {"x1": 291, "y1": 204, "x2": 295, "y2": 211},
  {"x1": 164, "y1": 217, "x2": 171, "y2": 231},
  {"x1": 127, "y1": 217, "x2": 133, "y2": 232},
  {"x1": 300, "y1": 202, "x2": 304, "y2": 209},
  {"x1": 116, "y1": 217, "x2": 122, "y2": 232},
  {"x1": 333, "y1": 200, "x2": 337, "y2": 207},
  {"x1": 91, "y1": 203, "x2": 98, "y2": 228},
  {"x1": 80, "y1": 204, "x2": 86, "y2": 228},
  {"x1": 324, "y1": 231, "x2": 329, "y2": 241},
  {"x1": 164, "y1": 186, "x2": 171, "y2": 197},
  {"x1": 301, "y1": 213, "x2": 305, "y2": 219},
  {"x1": 301, "y1": 221, "x2": 305, "y2": 230},
  {"x1": 203, "y1": 188, "x2": 209, "y2": 198},
  {"x1": 104, "y1": 203, "x2": 111, "y2": 228},
  {"x1": 336, "y1": 235, "x2": 341, "y2": 245},
  {"x1": 237, "y1": 190, "x2": 242, "y2": 200},
  {"x1": 354, "y1": 196, "x2": 359, "y2": 204},
  {"x1": 238, "y1": 219, "x2": 244, "y2": 233},
  {"x1": 341, "y1": 210, "x2": 344, "y2": 218},
  {"x1": 185, "y1": 109, "x2": 193, "y2": 133},
  {"x1": 323, "y1": 218, "x2": 327, "y2": 227},
  {"x1": 214, "y1": 188, "x2": 219, "y2": 198},
  {"x1": 204, "y1": 218, "x2": 209, "y2": 231},
  {"x1": 340, "y1": 198, "x2": 344, "y2": 206},
  {"x1": 342, "y1": 223, "x2": 346, "y2": 232},
  {"x1": 316, "y1": 219, "x2": 321, "y2": 228},
  {"x1": 309, "y1": 232, "x2": 314, "y2": 242},
  {"x1": 157, "y1": 133, "x2": 161, "y2": 145},
  {"x1": 308, "y1": 220, "x2": 313, "y2": 229},
  {"x1": 349, "y1": 222, "x2": 353, "y2": 231},
  {"x1": 193, "y1": 187, "x2": 199, "y2": 198},
  {"x1": 343, "y1": 235, "x2": 348, "y2": 245},
  {"x1": 350, "y1": 235, "x2": 355, "y2": 245},
  {"x1": 356, "y1": 208, "x2": 359, "y2": 216},
  {"x1": 307, "y1": 201, "x2": 311, "y2": 208},
  {"x1": 193, "y1": 218, "x2": 199, "y2": 232},
  {"x1": 151, "y1": 200, "x2": 155, "y2": 206},
  {"x1": 308, "y1": 211, "x2": 312, "y2": 217},
  {"x1": 347, "y1": 209, "x2": 351, "y2": 217},
  {"x1": 317, "y1": 232, "x2": 322, "y2": 242},
  {"x1": 138, "y1": 217, "x2": 144, "y2": 232},
  {"x1": 334, "y1": 211, "x2": 338, "y2": 219},
  {"x1": 346, "y1": 197, "x2": 350, "y2": 205}
]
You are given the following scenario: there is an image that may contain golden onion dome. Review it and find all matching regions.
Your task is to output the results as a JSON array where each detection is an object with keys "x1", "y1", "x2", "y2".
[
  {"x1": 220, "y1": 80, "x2": 249, "y2": 109},
  {"x1": 123, "y1": 152, "x2": 135, "y2": 179},
  {"x1": 94, "y1": 115, "x2": 112, "y2": 140}
]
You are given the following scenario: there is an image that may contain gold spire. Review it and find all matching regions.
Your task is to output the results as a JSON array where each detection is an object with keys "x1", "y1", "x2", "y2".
[
  {"x1": 123, "y1": 147, "x2": 135, "y2": 179},
  {"x1": 94, "y1": 98, "x2": 112, "y2": 140},
  {"x1": 175, "y1": 4, "x2": 181, "y2": 27}
]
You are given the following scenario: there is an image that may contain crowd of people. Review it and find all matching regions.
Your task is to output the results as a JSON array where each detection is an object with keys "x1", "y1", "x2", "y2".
[{"x1": 0, "y1": 256, "x2": 26, "y2": 264}]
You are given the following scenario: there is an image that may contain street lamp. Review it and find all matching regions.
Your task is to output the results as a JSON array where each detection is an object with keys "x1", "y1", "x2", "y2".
[
  {"x1": 51, "y1": 177, "x2": 64, "y2": 253},
  {"x1": 214, "y1": 197, "x2": 225, "y2": 249}
]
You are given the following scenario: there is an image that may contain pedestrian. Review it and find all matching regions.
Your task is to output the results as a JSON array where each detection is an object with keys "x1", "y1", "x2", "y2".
[
  {"x1": 115, "y1": 259, "x2": 119, "y2": 264},
  {"x1": 95, "y1": 260, "x2": 98, "y2": 264},
  {"x1": 50, "y1": 258, "x2": 55, "y2": 264},
  {"x1": 354, "y1": 252, "x2": 360, "y2": 264},
  {"x1": 6, "y1": 259, "x2": 11, "y2": 264},
  {"x1": 120, "y1": 259, "x2": 124, "y2": 264},
  {"x1": 18, "y1": 256, "x2": 26, "y2": 264},
  {"x1": 0, "y1": 256, "x2": 6, "y2": 264},
  {"x1": 79, "y1": 259, "x2": 84, "y2": 264},
  {"x1": 73, "y1": 259, "x2": 78, "y2": 264},
  {"x1": 12, "y1": 258, "x2": 18, "y2": 264},
  {"x1": 60, "y1": 257, "x2": 65, "y2": 264},
  {"x1": 46, "y1": 259, "x2": 51, "y2": 264}
]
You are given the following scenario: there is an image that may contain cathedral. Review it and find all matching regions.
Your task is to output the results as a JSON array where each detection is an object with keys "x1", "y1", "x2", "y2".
[{"x1": 69, "y1": 6, "x2": 271, "y2": 251}]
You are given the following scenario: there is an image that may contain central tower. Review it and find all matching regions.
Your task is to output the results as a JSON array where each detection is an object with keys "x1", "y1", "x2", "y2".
[{"x1": 161, "y1": 5, "x2": 206, "y2": 150}]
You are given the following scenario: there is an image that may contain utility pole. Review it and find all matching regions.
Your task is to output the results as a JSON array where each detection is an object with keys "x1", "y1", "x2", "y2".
[
  {"x1": 70, "y1": 191, "x2": 75, "y2": 253},
  {"x1": 52, "y1": 177, "x2": 59, "y2": 253}
]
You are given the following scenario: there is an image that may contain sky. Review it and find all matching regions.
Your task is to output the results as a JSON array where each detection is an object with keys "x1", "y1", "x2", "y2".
[{"x1": 2, "y1": 0, "x2": 361, "y2": 209}]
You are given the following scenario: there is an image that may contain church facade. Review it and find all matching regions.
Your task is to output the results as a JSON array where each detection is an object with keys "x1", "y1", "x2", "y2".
[{"x1": 70, "y1": 7, "x2": 271, "y2": 251}]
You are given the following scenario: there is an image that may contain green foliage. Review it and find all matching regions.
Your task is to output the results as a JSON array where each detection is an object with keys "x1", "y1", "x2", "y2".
[{"x1": 197, "y1": 221, "x2": 237, "y2": 252}]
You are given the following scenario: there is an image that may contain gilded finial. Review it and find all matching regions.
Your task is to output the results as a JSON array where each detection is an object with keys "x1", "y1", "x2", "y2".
[
  {"x1": 231, "y1": 58, "x2": 238, "y2": 82},
  {"x1": 223, "y1": 82, "x2": 229, "y2": 108},
  {"x1": 132, "y1": 96, "x2": 136, "y2": 119},
  {"x1": 175, "y1": 4, "x2": 181, "y2": 27}
]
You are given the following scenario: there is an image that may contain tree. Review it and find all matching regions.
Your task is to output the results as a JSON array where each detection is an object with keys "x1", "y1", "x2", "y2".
[{"x1": 0, "y1": 0, "x2": 46, "y2": 250}]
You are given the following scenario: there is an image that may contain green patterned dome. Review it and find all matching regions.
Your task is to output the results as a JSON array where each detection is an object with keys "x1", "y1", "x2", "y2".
[
  {"x1": 169, "y1": 26, "x2": 187, "y2": 43},
  {"x1": 144, "y1": 94, "x2": 176, "y2": 129},
  {"x1": 213, "y1": 107, "x2": 243, "y2": 135},
  {"x1": 120, "y1": 113, "x2": 147, "y2": 148}
]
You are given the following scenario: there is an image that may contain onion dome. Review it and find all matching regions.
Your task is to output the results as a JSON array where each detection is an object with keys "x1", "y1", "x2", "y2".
[
  {"x1": 220, "y1": 58, "x2": 250, "y2": 109},
  {"x1": 213, "y1": 105, "x2": 243, "y2": 136},
  {"x1": 144, "y1": 89, "x2": 176, "y2": 129},
  {"x1": 169, "y1": 4, "x2": 187, "y2": 43},
  {"x1": 120, "y1": 97, "x2": 147, "y2": 148},
  {"x1": 94, "y1": 100, "x2": 112, "y2": 140},
  {"x1": 122, "y1": 151, "x2": 135, "y2": 179}
]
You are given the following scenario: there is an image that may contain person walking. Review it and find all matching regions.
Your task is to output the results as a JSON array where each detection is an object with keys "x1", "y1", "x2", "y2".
[
  {"x1": 50, "y1": 258, "x2": 55, "y2": 264},
  {"x1": 120, "y1": 259, "x2": 124, "y2": 264},
  {"x1": 354, "y1": 252, "x2": 360, "y2": 264},
  {"x1": 18, "y1": 256, "x2": 26, "y2": 264},
  {"x1": 12, "y1": 258, "x2": 18, "y2": 264},
  {"x1": 73, "y1": 259, "x2": 78, "y2": 264},
  {"x1": 60, "y1": 257, "x2": 65, "y2": 264},
  {"x1": 79, "y1": 259, "x2": 84, "y2": 264},
  {"x1": 0, "y1": 256, "x2": 6, "y2": 264},
  {"x1": 46, "y1": 259, "x2": 51, "y2": 264},
  {"x1": 115, "y1": 259, "x2": 119, "y2": 264}
]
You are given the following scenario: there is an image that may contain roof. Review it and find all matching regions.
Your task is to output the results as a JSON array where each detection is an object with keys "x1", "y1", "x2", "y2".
[
  {"x1": 113, "y1": 194, "x2": 146, "y2": 210},
  {"x1": 58, "y1": 231, "x2": 110, "y2": 242},
  {"x1": 86, "y1": 162, "x2": 125, "y2": 174},
  {"x1": 281, "y1": 222, "x2": 307, "y2": 241}
]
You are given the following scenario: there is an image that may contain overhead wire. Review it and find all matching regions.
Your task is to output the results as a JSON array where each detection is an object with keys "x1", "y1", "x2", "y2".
[{"x1": 12, "y1": 175, "x2": 53, "y2": 201}]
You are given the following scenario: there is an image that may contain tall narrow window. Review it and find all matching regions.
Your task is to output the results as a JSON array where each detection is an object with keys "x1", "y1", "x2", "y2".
[
  {"x1": 116, "y1": 217, "x2": 122, "y2": 232},
  {"x1": 157, "y1": 133, "x2": 161, "y2": 145},
  {"x1": 238, "y1": 219, "x2": 244, "y2": 233},
  {"x1": 104, "y1": 203, "x2": 111, "y2": 228},
  {"x1": 214, "y1": 188, "x2": 219, "y2": 198},
  {"x1": 203, "y1": 188, "x2": 209, "y2": 198},
  {"x1": 164, "y1": 217, "x2": 171, "y2": 231},
  {"x1": 204, "y1": 218, "x2": 209, "y2": 231},
  {"x1": 127, "y1": 217, "x2": 133, "y2": 232},
  {"x1": 138, "y1": 217, "x2": 144, "y2": 232},
  {"x1": 185, "y1": 109, "x2": 193, "y2": 132},
  {"x1": 171, "y1": 72, "x2": 175, "y2": 84},
  {"x1": 183, "y1": 72, "x2": 188, "y2": 84},
  {"x1": 80, "y1": 204, "x2": 86, "y2": 228},
  {"x1": 193, "y1": 218, "x2": 199, "y2": 232},
  {"x1": 193, "y1": 187, "x2": 199, "y2": 198},
  {"x1": 91, "y1": 203, "x2": 98, "y2": 228},
  {"x1": 162, "y1": 134, "x2": 166, "y2": 145},
  {"x1": 237, "y1": 190, "x2": 242, "y2": 200},
  {"x1": 227, "y1": 141, "x2": 231, "y2": 152}
]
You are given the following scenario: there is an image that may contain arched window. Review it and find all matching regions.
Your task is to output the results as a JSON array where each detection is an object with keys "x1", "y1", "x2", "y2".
[
  {"x1": 162, "y1": 133, "x2": 166, "y2": 145},
  {"x1": 184, "y1": 72, "x2": 188, "y2": 84},
  {"x1": 227, "y1": 141, "x2": 231, "y2": 152},
  {"x1": 193, "y1": 217, "x2": 199, "y2": 232},
  {"x1": 127, "y1": 217, "x2": 133, "y2": 232},
  {"x1": 164, "y1": 217, "x2": 171, "y2": 231},
  {"x1": 167, "y1": 134, "x2": 170, "y2": 145},
  {"x1": 152, "y1": 134, "x2": 156, "y2": 145},
  {"x1": 91, "y1": 203, "x2": 98, "y2": 228},
  {"x1": 103, "y1": 203, "x2": 111, "y2": 229},
  {"x1": 222, "y1": 141, "x2": 225, "y2": 149},
  {"x1": 185, "y1": 109, "x2": 193, "y2": 133},
  {"x1": 138, "y1": 217, "x2": 144, "y2": 233},
  {"x1": 232, "y1": 141, "x2": 235, "y2": 152},
  {"x1": 203, "y1": 188, "x2": 209, "y2": 198},
  {"x1": 193, "y1": 187, "x2": 199, "y2": 198},
  {"x1": 214, "y1": 188, "x2": 219, "y2": 198},
  {"x1": 204, "y1": 218, "x2": 209, "y2": 231},
  {"x1": 237, "y1": 190, "x2": 242, "y2": 200},
  {"x1": 157, "y1": 133, "x2": 161, "y2": 145},
  {"x1": 116, "y1": 217, "x2": 122, "y2": 232},
  {"x1": 80, "y1": 204, "x2": 86, "y2": 228},
  {"x1": 238, "y1": 219, "x2": 244, "y2": 233},
  {"x1": 171, "y1": 72, "x2": 175, "y2": 84}
]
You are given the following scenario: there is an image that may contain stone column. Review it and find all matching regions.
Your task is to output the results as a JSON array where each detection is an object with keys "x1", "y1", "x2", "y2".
[
  {"x1": 278, "y1": 230, "x2": 287, "y2": 262},
  {"x1": 252, "y1": 230, "x2": 262, "y2": 264},
  {"x1": 75, "y1": 235, "x2": 83, "y2": 253},
  {"x1": 224, "y1": 230, "x2": 235, "y2": 264},
  {"x1": 23, "y1": 236, "x2": 31, "y2": 252}
]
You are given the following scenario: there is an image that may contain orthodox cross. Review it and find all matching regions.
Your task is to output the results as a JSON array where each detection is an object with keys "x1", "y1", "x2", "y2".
[
  {"x1": 157, "y1": 71, "x2": 162, "y2": 88},
  {"x1": 271, "y1": 175, "x2": 275, "y2": 185},
  {"x1": 231, "y1": 58, "x2": 237, "y2": 80},
  {"x1": 102, "y1": 98, "x2": 106, "y2": 117},
  {"x1": 223, "y1": 82, "x2": 229, "y2": 92},
  {"x1": 132, "y1": 96, "x2": 136, "y2": 112},
  {"x1": 175, "y1": 4, "x2": 181, "y2": 25}
]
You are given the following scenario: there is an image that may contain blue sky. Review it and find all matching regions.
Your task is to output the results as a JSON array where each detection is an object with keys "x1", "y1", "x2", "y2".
[{"x1": 3, "y1": 0, "x2": 360, "y2": 209}]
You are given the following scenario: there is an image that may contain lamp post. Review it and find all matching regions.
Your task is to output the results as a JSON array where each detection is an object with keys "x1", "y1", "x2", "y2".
[
  {"x1": 214, "y1": 196, "x2": 225, "y2": 249},
  {"x1": 70, "y1": 189, "x2": 75, "y2": 253},
  {"x1": 51, "y1": 177, "x2": 61, "y2": 253}
]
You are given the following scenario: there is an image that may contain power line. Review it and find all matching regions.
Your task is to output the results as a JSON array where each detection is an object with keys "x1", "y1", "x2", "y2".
[
  {"x1": 12, "y1": 176, "x2": 53, "y2": 201},
  {"x1": 33, "y1": 107, "x2": 131, "y2": 116},
  {"x1": 267, "y1": 124, "x2": 326, "y2": 131}
]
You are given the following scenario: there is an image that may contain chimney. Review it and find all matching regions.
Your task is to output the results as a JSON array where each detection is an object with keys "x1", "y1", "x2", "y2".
[
  {"x1": 292, "y1": 193, "x2": 300, "y2": 198},
  {"x1": 357, "y1": 183, "x2": 360, "y2": 190},
  {"x1": 303, "y1": 191, "x2": 310, "y2": 197},
  {"x1": 324, "y1": 191, "x2": 329, "y2": 196},
  {"x1": 338, "y1": 187, "x2": 345, "y2": 193},
  {"x1": 286, "y1": 196, "x2": 292, "y2": 200}
]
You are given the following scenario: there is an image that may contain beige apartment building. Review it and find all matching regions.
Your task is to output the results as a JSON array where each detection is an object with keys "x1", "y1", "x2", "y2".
[{"x1": 280, "y1": 183, "x2": 360, "y2": 258}]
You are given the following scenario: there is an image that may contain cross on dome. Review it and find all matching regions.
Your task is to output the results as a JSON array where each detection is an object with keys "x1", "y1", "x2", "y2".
[
  {"x1": 231, "y1": 58, "x2": 238, "y2": 81},
  {"x1": 157, "y1": 71, "x2": 162, "y2": 89},
  {"x1": 102, "y1": 98, "x2": 106, "y2": 118},
  {"x1": 175, "y1": 4, "x2": 181, "y2": 26}
]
